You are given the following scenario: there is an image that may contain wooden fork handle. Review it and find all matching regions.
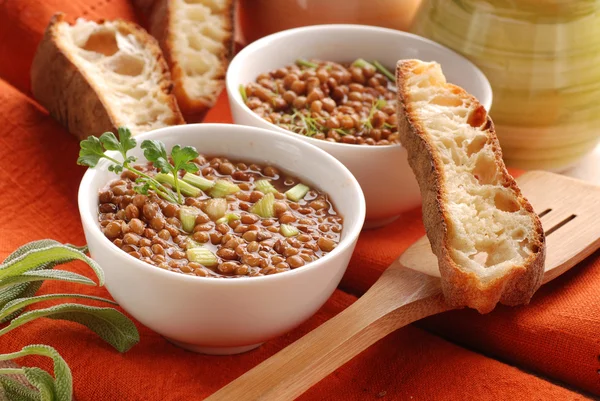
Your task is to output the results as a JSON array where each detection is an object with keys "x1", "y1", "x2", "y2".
[{"x1": 206, "y1": 266, "x2": 452, "y2": 401}]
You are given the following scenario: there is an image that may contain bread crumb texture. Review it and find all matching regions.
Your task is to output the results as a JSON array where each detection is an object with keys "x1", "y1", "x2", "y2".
[
  {"x1": 402, "y1": 62, "x2": 539, "y2": 283},
  {"x1": 60, "y1": 19, "x2": 179, "y2": 134},
  {"x1": 169, "y1": 0, "x2": 231, "y2": 108}
]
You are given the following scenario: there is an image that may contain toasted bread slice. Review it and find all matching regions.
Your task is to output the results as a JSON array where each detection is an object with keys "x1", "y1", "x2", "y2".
[
  {"x1": 396, "y1": 60, "x2": 545, "y2": 313},
  {"x1": 31, "y1": 13, "x2": 185, "y2": 140},
  {"x1": 143, "y1": 0, "x2": 235, "y2": 121}
]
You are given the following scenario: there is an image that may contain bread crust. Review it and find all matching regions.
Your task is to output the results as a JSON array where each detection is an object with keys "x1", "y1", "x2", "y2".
[
  {"x1": 30, "y1": 13, "x2": 184, "y2": 140},
  {"x1": 146, "y1": 0, "x2": 235, "y2": 122},
  {"x1": 396, "y1": 60, "x2": 545, "y2": 313}
]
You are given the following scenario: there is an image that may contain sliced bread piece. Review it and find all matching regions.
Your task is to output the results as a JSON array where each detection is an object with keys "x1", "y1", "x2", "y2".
[
  {"x1": 396, "y1": 59, "x2": 545, "y2": 313},
  {"x1": 31, "y1": 13, "x2": 185, "y2": 140},
  {"x1": 143, "y1": 0, "x2": 235, "y2": 121}
]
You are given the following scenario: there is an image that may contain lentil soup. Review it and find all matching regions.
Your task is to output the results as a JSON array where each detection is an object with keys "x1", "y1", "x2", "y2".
[
  {"x1": 241, "y1": 59, "x2": 399, "y2": 145},
  {"x1": 98, "y1": 155, "x2": 343, "y2": 278}
]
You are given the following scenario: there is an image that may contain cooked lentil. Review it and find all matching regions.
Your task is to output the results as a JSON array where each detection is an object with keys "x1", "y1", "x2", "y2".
[
  {"x1": 98, "y1": 156, "x2": 343, "y2": 278},
  {"x1": 242, "y1": 59, "x2": 399, "y2": 145}
]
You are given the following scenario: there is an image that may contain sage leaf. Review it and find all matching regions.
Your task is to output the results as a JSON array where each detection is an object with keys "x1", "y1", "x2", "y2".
[
  {"x1": 0, "y1": 345, "x2": 72, "y2": 401},
  {"x1": 23, "y1": 367, "x2": 56, "y2": 401},
  {"x1": 0, "y1": 375, "x2": 40, "y2": 401},
  {"x1": 0, "y1": 304, "x2": 139, "y2": 353},
  {"x1": 0, "y1": 294, "x2": 117, "y2": 322},
  {"x1": 0, "y1": 270, "x2": 96, "y2": 289},
  {"x1": 0, "y1": 245, "x2": 104, "y2": 286}
]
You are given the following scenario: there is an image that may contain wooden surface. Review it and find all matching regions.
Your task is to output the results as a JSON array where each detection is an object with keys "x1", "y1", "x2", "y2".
[{"x1": 207, "y1": 171, "x2": 600, "y2": 401}]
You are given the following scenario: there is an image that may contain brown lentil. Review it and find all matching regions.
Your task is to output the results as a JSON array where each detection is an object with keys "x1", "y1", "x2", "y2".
[
  {"x1": 98, "y1": 155, "x2": 343, "y2": 278},
  {"x1": 242, "y1": 59, "x2": 398, "y2": 145}
]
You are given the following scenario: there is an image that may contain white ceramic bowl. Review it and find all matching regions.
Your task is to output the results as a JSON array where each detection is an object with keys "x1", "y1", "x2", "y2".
[
  {"x1": 227, "y1": 24, "x2": 493, "y2": 227},
  {"x1": 78, "y1": 124, "x2": 365, "y2": 355}
]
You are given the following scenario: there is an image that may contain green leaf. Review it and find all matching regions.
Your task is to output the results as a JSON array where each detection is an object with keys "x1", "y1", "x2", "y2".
[
  {"x1": 116, "y1": 127, "x2": 137, "y2": 157},
  {"x1": 76, "y1": 136, "x2": 105, "y2": 168},
  {"x1": 0, "y1": 245, "x2": 104, "y2": 286},
  {"x1": 0, "y1": 345, "x2": 72, "y2": 401},
  {"x1": 0, "y1": 305, "x2": 139, "y2": 353},
  {"x1": 98, "y1": 129, "x2": 137, "y2": 164},
  {"x1": 0, "y1": 270, "x2": 96, "y2": 290},
  {"x1": 98, "y1": 132, "x2": 120, "y2": 151},
  {"x1": 171, "y1": 145, "x2": 199, "y2": 174},
  {"x1": 0, "y1": 294, "x2": 117, "y2": 322},
  {"x1": 0, "y1": 375, "x2": 40, "y2": 401},
  {"x1": 23, "y1": 368, "x2": 56, "y2": 401},
  {"x1": 141, "y1": 140, "x2": 171, "y2": 173}
]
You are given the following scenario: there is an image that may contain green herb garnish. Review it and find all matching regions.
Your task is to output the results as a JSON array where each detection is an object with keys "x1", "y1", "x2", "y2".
[
  {"x1": 363, "y1": 99, "x2": 388, "y2": 130},
  {"x1": 239, "y1": 84, "x2": 248, "y2": 102},
  {"x1": 0, "y1": 240, "x2": 139, "y2": 400},
  {"x1": 372, "y1": 60, "x2": 395, "y2": 82},
  {"x1": 351, "y1": 58, "x2": 376, "y2": 70},
  {"x1": 78, "y1": 127, "x2": 201, "y2": 205},
  {"x1": 141, "y1": 141, "x2": 199, "y2": 204},
  {"x1": 288, "y1": 109, "x2": 324, "y2": 137},
  {"x1": 296, "y1": 59, "x2": 319, "y2": 69}
]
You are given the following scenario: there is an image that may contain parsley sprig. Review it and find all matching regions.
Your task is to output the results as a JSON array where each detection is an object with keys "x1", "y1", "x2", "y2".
[{"x1": 77, "y1": 127, "x2": 199, "y2": 205}]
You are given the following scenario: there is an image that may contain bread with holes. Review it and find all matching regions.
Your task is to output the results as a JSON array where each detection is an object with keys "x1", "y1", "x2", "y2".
[
  {"x1": 31, "y1": 13, "x2": 185, "y2": 140},
  {"x1": 142, "y1": 0, "x2": 235, "y2": 121},
  {"x1": 396, "y1": 59, "x2": 545, "y2": 313}
]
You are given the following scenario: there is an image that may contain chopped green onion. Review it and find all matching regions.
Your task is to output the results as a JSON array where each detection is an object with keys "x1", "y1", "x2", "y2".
[
  {"x1": 255, "y1": 179, "x2": 279, "y2": 194},
  {"x1": 352, "y1": 58, "x2": 375, "y2": 70},
  {"x1": 186, "y1": 248, "x2": 218, "y2": 267},
  {"x1": 210, "y1": 180, "x2": 241, "y2": 198},
  {"x1": 183, "y1": 173, "x2": 215, "y2": 191},
  {"x1": 250, "y1": 192, "x2": 275, "y2": 218},
  {"x1": 375, "y1": 99, "x2": 387, "y2": 109},
  {"x1": 205, "y1": 198, "x2": 227, "y2": 221},
  {"x1": 296, "y1": 59, "x2": 319, "y2": 69},
  {"x1": 155, "y1": 173, "x2": 201, "y2": 197},
  {"x1": 216, "y1": 213, "x2": 241, "y2": 225},
  {"x1": 285, "y1": 183, "x2": 310, "y2": 202},
  {"x1": 239, "y1": 84, "x2": 248, "y2": 102},
  {"x1": 180, "y1": 206, "x2": 201, "y2": 233},
  {"x1": 372, "y1": 60, "x2": 395, "y2": 82},
  {"x1": 280, "y1": 224, "x2": 299, "y2": 237}
]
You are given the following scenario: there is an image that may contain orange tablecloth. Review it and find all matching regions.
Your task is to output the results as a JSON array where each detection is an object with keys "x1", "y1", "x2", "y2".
[{"x1": 0, "y1": 1, "x2": 598, "y2": 399}]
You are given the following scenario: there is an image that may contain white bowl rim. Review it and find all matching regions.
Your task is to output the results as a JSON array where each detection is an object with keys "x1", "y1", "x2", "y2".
[
  {"x1": 78, "y1": 123, "x2": 366, "y2": 287},
  {"x1": 227, "y1": 23, "x2": 494, "y2": 151}
]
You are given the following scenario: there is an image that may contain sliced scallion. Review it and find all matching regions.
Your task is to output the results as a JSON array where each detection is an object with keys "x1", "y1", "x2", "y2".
[
  {"x1": 186, "y1": 248, "x2": 217, "y2": 267},
  {"x1": 205, "y1": 198, "x2": 227, "y2": 221},
  {"x1": 296, "y1": 59, "x2": 319, "y2": 69},
  {"x1": 372, "y1": 60, "x2": 395, "y2": 82},
  {"x1": 182, "y1": 173, "x2": 215, "y2": 191},
  {"x1": 255, "y1": 179, "x2": 279, "y2": 194},
  {"x1": 155, "y1": 173, "x2": 201, "y2": 197},
  {"x1": 180, "y1": 206, "x2": 201, "y2": 233},
  {"x1": 285, "y1": 183, "x2": 310, "y2": 202},
  {"x1": 216, "y1": 213, "x2": 241, "y2": 225},
  {"x1": 239, "y1": 84, "x2": 248, "y2": 102},
  {"x1": 210, "y1": 180, "x2": 241, "y2": 198},
  {"x1": 352, "y1": 58, "x2": 375, "y2": 70},
  {"x1": 280, "y1": 224, "x2": 299, "y2": 237},
  {"x1": 250, "y1": 192, "x2": 275, "y2": 218}
]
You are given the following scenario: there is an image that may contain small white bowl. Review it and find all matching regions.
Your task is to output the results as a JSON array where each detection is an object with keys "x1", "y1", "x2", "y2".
[
  {"x1": 227, "y1": 24, "x2": 493, "y2": 228},
  {"x1": 78, "y1": 123, "x2": 365, "y2": 355}
]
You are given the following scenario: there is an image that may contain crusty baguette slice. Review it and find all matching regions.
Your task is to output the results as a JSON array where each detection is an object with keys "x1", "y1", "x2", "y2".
[
  {"x1": 396, "y1": 60, "x2": 545, "y2": 313},
  {"x1": 31, "y1": 13, "x2": 185, "y2": 140},
  {"x1": 143, "y1": 0, "x2": 235, "y2": 121}
]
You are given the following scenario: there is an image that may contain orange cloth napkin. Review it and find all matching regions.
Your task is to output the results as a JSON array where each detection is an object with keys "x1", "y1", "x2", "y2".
[{"x1": 0, "y1": 1, "x2": 597, "y2": 399}]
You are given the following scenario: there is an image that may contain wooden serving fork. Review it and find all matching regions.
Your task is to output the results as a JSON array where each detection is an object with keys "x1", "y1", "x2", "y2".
[{"x1": 207, "y1": 171, "x2": 600, "y2": 401}]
